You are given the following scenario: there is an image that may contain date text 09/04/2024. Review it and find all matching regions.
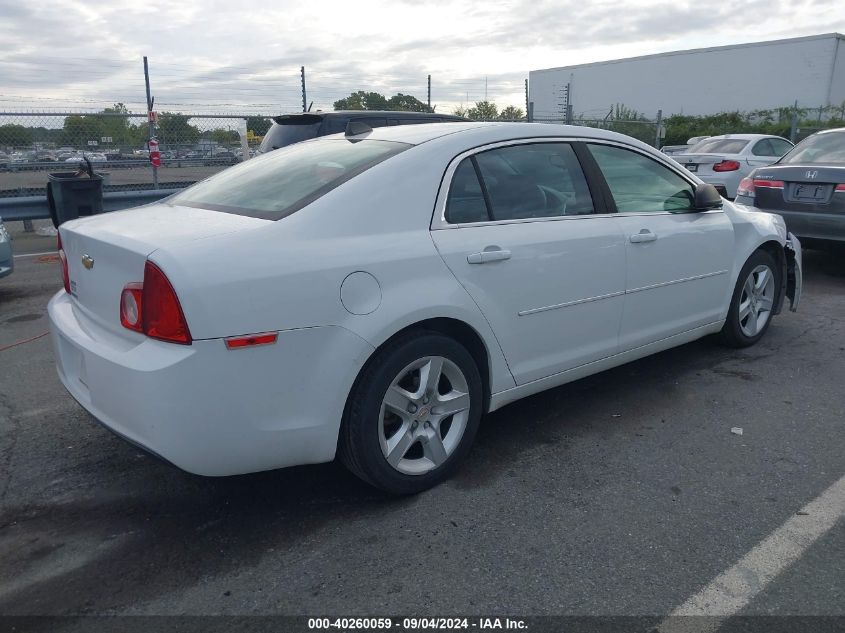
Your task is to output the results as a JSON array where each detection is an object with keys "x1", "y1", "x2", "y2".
[{"x1": 307, "y1": 618, "x2": 528, "y2": 630}]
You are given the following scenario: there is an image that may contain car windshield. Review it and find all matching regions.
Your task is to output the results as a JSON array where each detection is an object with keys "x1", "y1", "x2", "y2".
[
  {"x1": 169, "y1": 139, "x2": 410, "y2": 220},
  {"x1": 689, "y1": 139, "x2": 749, "y2": 154},
  {"x1": 779, "y1": 131, "x2": 845, "y2": 165}
]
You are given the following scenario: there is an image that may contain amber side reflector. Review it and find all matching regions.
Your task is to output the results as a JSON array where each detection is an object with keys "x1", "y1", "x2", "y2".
[{"x1": 224, "y1": 333, "x2": 278, "y2": 349}]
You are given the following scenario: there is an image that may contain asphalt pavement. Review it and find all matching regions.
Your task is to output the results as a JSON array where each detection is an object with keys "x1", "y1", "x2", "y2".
[{"x1": 0, "y1": 230, "x2": 842, "y2": 625}]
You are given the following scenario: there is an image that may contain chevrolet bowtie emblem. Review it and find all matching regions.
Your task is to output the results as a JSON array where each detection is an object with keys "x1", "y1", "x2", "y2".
[{"x1": 81, "y1": 254, "x2": 94, "y2": 270}]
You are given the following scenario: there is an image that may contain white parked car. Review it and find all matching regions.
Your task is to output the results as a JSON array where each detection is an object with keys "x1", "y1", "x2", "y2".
[
  {"x1": 671, "y1": 134, "x2": 793, "y2": 199},
  {"x1": 48, "y1": 123, "x2": 802, "y2": 494}
]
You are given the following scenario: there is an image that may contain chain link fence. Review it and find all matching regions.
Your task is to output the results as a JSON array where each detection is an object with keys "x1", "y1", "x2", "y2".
[{"x1": 0, "y1": 112, "x2": 269, "y2": 198}]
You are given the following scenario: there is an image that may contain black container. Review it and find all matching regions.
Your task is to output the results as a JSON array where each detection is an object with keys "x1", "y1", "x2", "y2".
[{"x1": 47, "y1": 170, "x2": 104, "y2": 228}]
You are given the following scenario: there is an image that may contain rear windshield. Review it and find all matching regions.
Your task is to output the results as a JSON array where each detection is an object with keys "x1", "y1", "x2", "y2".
[
  {"x1": 168, "y1": 139, "x2": 410, "y2": 220},
  {"x1": 689, "y1": 139, "x2": 749, "y2": 154},
  {"x1": 258, "y1": 121, "x2": 322, "y2": 153},
  {"x1": 780, "y1": 131, "x2": 845, "y2": 165}
]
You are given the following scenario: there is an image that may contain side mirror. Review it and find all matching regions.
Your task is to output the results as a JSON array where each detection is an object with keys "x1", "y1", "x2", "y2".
[{"x1": 695, "y1": 183, "x2": 723, "y2": 210}]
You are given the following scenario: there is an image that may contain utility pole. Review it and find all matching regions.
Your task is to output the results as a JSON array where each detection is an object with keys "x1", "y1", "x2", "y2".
[
  {"x1": 300, "y1": 66, "x2": 307, "y2": 113},
  {"x1": 524, "y1": 79, "x2": 529, "y2": 120},
  {"x1": 143, "y1": 56, "x2": 158, "y2": 190},
  {"x1": 485, "y1": 76, "x2": 488, "y2": 103},
  {"x1": 558, "y1": 83, "x2": 572, "y2": 124},
  {"x1": 427, "y1": 74, "x2": 431, "y2": 111},
  {"x1": 655, "y1": 109, "x2": 663, "y2": 149},
  {"x1": 789, "y1": 99, "x2": 799, "y2": 142}
]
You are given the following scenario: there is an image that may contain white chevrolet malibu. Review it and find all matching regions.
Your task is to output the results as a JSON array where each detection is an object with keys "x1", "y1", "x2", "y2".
[{"x1": 49, "y1": 122, "x2": 802, "y2": 494}]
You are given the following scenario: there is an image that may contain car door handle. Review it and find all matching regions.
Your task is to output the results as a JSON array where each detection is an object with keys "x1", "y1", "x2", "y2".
[
  {"x1": 467, "y1": 248, "x2": 512, "y2": 264},
  {"x1": 630, "y1": 230, "x2": 657, "y2": 243}
]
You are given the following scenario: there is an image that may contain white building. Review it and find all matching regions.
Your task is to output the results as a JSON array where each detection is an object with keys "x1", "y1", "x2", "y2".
[{"x1": 529, "y1": 33, "x2": 845, "y2": 120}]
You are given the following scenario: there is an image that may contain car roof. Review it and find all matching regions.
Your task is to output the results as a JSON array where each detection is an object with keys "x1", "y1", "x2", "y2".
[
  {"x1": 272, "y1": 111, "x2": 463, "y2": 124},
  {"x1": 699, "y1": 133, "x2": 787, "y2": 141},
  {"x1": 337, "y1": 121, "x2": 661, "y2": 151}
]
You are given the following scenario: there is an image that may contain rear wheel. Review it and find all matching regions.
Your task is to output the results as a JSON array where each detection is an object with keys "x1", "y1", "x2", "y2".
[
  {"x1": 339, "y1": 332, "x2": 483, "y2": 494},
  {"x1": 720, "y1": 249, "x2": 780, "y2": 347}
]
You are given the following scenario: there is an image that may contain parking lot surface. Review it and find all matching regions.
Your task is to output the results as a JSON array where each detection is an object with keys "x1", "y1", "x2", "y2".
[{"x1": 0, "y1": 230, "x2": 843, "y2": 620}]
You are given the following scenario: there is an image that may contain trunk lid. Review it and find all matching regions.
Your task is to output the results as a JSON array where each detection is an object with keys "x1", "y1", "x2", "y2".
[
  {"x1": 751, "y1": 165, "x2": 845, "y2": 213},
  {"x1": 59, "y1": 204, "x2": 271, "y2": 336}
]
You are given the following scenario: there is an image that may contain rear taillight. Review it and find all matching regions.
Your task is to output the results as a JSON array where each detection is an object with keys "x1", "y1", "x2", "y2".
[
  {"x1": 754, "y1": 179, "x2": 785, "y2": 189},
  {"x1": 57, "y1": 234, "x2": 70, "y2": 294},
  {"x1": 120, "y1": 261, "x2": 192, "y2": 345},
  {"x1": 713, "y1": 160, "x2": 741, "y2": 172},
  {"x1": 737, "y1": 177, "x2": 755, "y2": 197},
  {"x1": 835, "y1": 184, "x2": 845, "y2": 192}
]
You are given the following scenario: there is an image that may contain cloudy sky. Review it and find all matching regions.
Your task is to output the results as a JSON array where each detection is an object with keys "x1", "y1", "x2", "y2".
[{"x1": 0, "y1": 0, "x2": 843, "y2": 116}]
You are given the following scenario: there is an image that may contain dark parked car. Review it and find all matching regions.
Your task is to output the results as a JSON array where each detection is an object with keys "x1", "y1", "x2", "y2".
[
  {"x1": 735, "y1": 128, "x2": 845, "y2": 248},
  {"x1": 257, "y1": 111, "x2": 465, "y2": 153}
]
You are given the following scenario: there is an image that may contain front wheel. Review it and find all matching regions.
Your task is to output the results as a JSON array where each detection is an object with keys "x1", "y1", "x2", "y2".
[
  {"x1": 339, "y1": 332, "x2": 483, "y2": 494},
  {"x1": 720, "y1": 249, "x2": 781, "y2": 348}
]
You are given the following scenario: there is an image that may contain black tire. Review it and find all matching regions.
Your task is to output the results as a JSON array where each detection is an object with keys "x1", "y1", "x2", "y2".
[
  {"x1": 339, "y1": 331, "x2": 483, "y2": 495},
  {"x1": 720, "y1": 249, "x2": 781, "y2": 348}
]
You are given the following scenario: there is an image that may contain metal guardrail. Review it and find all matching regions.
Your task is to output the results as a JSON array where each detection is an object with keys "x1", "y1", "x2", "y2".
[{"x1": 0, "y1": 189, "x2": 173, "y2": 222}]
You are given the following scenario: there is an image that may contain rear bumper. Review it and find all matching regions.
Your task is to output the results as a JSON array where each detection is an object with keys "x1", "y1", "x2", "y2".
[
  {"x1": 48, "y1": 290, "x2": 374, "y2": 476},
  {"x1": 775, "y1": 210, "x2": 845, "y2": 244}
]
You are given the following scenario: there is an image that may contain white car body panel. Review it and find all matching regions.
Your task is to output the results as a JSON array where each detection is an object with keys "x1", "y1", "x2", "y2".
[
  {"x1": 48, "y1": 122, "x2": 801, "y2": 477},
  {"x1": 614, "y1": 210, "x2": 735, "y2": 350},
  {"x1": 431, "y1": 218, "x2": 627, "y2": 385}
]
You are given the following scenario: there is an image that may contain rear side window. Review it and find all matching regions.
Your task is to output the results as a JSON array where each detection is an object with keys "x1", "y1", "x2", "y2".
[
  {"x1": 752, "y1": 139, "x2": 775, "y2": 156},
  {"x1": 769, "y1": 138, "x2": 793, "y2": 156},
  {"x1": 780, "y1": 131, "x2": 845, "y2": 165},
  {"x1": 445, "y1": 143, "x2": 594, "y2": 223},
  {"x1": 169, "y1": 139, "x2": 410, "y2": 220},
  {"x1": 690, "y1": 139, "x2": 749, "y2": 154},
  {"x1": 588, "y1": 144, "x2": 696, "y2": 213},
  {"x1": 258, "y1": 121, "x2": 321, "y2": 152}
]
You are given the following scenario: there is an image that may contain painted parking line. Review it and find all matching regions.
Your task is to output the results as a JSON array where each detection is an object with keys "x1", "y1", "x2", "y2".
[{"x1": 658, "y1": 473, "x2": 845, "y2": 632}]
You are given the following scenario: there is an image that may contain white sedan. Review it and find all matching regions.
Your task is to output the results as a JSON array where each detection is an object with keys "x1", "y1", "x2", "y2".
[
  {"x1": 48, "y1": 122, "x2": 802, "y2": 494},
  {"x1": 671, "y1": 134, "x2": 794, "y2": 199}
]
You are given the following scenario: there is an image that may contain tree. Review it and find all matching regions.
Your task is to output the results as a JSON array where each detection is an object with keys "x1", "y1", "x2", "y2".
[
  {"x1": 246, "y1": 116, "x2": 272, "y2": 136},
  {"x1": 467, "y1": 101, "x2": 498, "y2": 121},
  {"x1": 499, "y1": 106, "x2": 525, "y2": 121},
  {"x1": 210, "y1": 129, "x2": 240, "y2": 144},
  {"x1": 61, "y1": 115, "x2": 95, "y2": 147},
  {"x1": 156, "y1": 113, "x2": 200, "y2": 146},
  {"x1": 452, "y1": 105, "x2": 470, "y2": 118},
  {"x1": 0, "y1": 124, "x2": 34, "y2": 147},
  {"x1": 333, "y1": 91, "x2": 389, "y2": 111},
  {"x1": 385, "y1": 93, "x2": 432, "y2": 112}
]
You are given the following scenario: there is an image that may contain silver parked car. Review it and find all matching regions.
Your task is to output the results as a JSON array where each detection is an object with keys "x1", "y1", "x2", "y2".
[
  {"x1": 0, "y1": 217, "x2": 13, "y2": 279},
  {"x1": 672, "y1": 134, "x2": 794, "y2": 199}
]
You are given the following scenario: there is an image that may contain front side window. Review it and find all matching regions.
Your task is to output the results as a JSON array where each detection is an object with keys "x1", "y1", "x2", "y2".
[
  {"x1": 169, "y1": 139, "x2": 409, "y2": 220},
  {"x1": 588, "y1": 144, "x2": 696, "y2": 213}
]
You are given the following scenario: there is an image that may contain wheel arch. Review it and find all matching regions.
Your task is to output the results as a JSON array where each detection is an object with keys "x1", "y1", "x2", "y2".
[
  {"x1": 343, "y1": 317, "x2": 494, "y2": 420},
  {"x1": 754, "y1": 239, "x2": 788, "y2": 314}
]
